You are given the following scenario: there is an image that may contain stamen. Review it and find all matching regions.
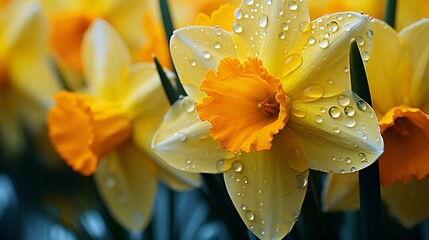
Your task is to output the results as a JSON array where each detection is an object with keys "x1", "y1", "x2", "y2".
[
  {"x1": 258, "y1": 98, "x2": 280, "y2": 116},
  {"x1": 392, "y1": 117, "x2": 411, "y2": 137}
]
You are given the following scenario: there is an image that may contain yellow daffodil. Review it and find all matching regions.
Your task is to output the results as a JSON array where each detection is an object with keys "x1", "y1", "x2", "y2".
[
  {"x1": 152, "y1": 0, "x2": 384, "y2": 238},
  {"x1": 0, "y1": 0, "x2": 59, "y2": 157},
  {"x1": 41, "y1": 0, "x2": 146, "y2": 89},
  {"x1": 308, "y1": 0, "x2": 386, "y2": 20},
  {"x1": 46, "y1": 19, "x2": 201, "y2": 231},
  {"x1": 323, "y1": 18, "x2": 429, "y2": 228}
]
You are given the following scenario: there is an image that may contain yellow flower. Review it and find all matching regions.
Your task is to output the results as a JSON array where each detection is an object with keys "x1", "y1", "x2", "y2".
[
  {"x1": 46, "y1": 20, "x2": 201, "y2": 231},
  {"x1": 0, "y1": 0, "x2": 60, "y2": 157},
  {"x1": 323, "y1": 19, "x2": 429, "y2": 228},
  {"x1": 152, "y1": 0, "x2": 383, "y2": 238}
]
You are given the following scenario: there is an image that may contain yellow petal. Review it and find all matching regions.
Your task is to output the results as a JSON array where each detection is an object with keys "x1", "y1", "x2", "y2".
[
  {"x1": 224, "y1": 129, "x2": 309, "y2": 239},
  {"x1": 232, "y1": 0, "x2": 310, "y2": 72},
  {"x1": 156, "y1": 158, "x2": 202, "y2": 190},
  {"x1": 194, "y1": 4, "x2": 235, "y2": 31},
  {"x1": 152, "y1": 97, "x2": 233, "y2": 173},
  {"x1": 322, "y1": 173, "x2": 360, "y2": 212},
  {"x1": 396, "y1": 0, "x2": 429, "y2": 31},
  {"x1": 94, "y1": 143, "x2": 157, "y2": 232},
  {"x1": 400, "y1": 19, "x2": 429, "y2": 110},
  {"x1": 366, "y1": 19, "x2": 412, "y2": 116},
  {"x1": 289, "y1": 90, "x2": 383, "y2": 173},
  {"x1": 382, "y1": 176, "x2": 429, "y2": 228},
  {"x1": 82, "y1": 19, "x2": 130, "y2": 101},
  {"x1": 170, "y1": 26, "x2": 236, "y2": 102},
  {"x1": 284, "y1": 13, "x2": 372, "y2": 100}
]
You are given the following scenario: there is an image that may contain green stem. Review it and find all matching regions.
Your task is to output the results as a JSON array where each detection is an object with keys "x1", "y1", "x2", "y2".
[
  {"x1": 154, "y1": 56, "x2": 179, "y2": 105},
  {"x1": 49, "y1": 58, "x2": 72, "y2": 92},
  {"x1": 349, "y1": 41, "x2": 382, "y2": 240},
  {"x1": 384, "y1": 0, "x2": 397, "y2": 28}
]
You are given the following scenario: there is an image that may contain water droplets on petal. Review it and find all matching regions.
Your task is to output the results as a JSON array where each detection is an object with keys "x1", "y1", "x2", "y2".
[
  {"x1": 318, "y1": 38, "x2": 329, "y2": 49},
  {"x1": 345, "y1": 117, "x2": 356, "y2": 128},
  {"x1": 329, "y1": 106, "x2": 341, "y2": 118},
  {"x1": 233, "y1": 22, "x2": 243, "y2": 33},
  {"x1": 358, "y1": 152, "x2": 367, "y2": 161},
  {"x1": 258, "y1": 14, "x2": 268, "y2": 28},
  {"x1": 295, "y1": 175, "x2": 308, "y2": 188},
  {"x1": 356, "y1": 100, "x2": 367, "y2": 111},
  {"x1": 366, "y1": 30, "x2": 374, "y2": 39},
  {"x1": 202, "y1": 51, "x2": 211, "y2": 59},
  {"x1": 291, "y1": 105, "x2": 307, "y2": 118},
  {"x1": 307, "y1": 36, "x2": 316, "y2": 45},
  {"x1": 344, "y1": 106, "x2": 355, "y2": 116},
  {"x1": 234, "y1": 8, "x2": 243, "y2": 19},
  {"x1": 245, "y1": 210, "x2": 255, "y2": 221},
  {"x1": 232, "y1": 160, "x2": 244, "y2": 172},
  {"x1": 337, "y1": 95, "x2": 350, "y2": 106},
  {"x1": 288, "y1": 1, "x2": 298, "y2": 11},
  {"x1": 327, "y1": 21, "x2": 339, "y2": 32}
]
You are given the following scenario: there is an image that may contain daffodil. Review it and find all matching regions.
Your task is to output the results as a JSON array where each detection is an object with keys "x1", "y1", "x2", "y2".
[
  {"x1": 46, "y1": 19, "x2": 201, "y2": 231},
  {"x1": 0, "y1": 0, "x2": 60, "y2": 158},
  {"x1": 308, "y1": 0, "x2": 386, "y2": 20},
  {"x1": 152, "y1": 0, "x2": 384, "y2": 238},
  {"x1": 323, "y1": 18, "x2": 429, "y2": 228}
]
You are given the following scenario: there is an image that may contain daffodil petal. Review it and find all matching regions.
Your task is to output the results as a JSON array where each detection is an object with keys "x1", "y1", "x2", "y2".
[
  {"x1": 94, "y1": 143, "x2": 157, "y2": 232},
  {"x1": 82, "y1": 19, "x2": 130, "y2": 101},
  {"x1": 157, "y1": 159, "x2": 202, "y2": 190},
  {"x1": 289, "y1": 90, "x2": 383, "y2": 173},
  {"x1": 232, "y1": 0, "x2": 309, "y2": 73},
  {"x1": 152, "y1": 97, "x2": 233, "y2": 173},
  {"x1": 382, "y1": 176, "x2": 429, "y2": 228},
  {"x1": 400, "y1": 19, "x2": 429, "y2": 110},
  {"x1": 322, "y1": 173, "x2": 360, "y2": 212},
  {"x1": 224, "y1": 129, "x2": 309, "y2": 240},
  {"x1": 170, "y1": 26, "x2": 236, "y2": 102},
  {"x1": 366, "y1": 19, "x2": 412, "y2": 116},
  {"x1": 284, "y1": 12, "x2": 372, "y2": 100}
]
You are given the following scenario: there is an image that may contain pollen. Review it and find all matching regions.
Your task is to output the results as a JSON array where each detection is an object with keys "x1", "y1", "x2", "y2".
[
  {"x1": 196, "y1": 57, "x2": 291, "y2": 153},
  {"x1": 47, "y1": 91, "x2": 132, "y2": 176}
]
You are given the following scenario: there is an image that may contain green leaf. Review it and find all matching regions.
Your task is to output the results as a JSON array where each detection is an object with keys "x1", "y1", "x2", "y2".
[
  {"x1": 154, "y1": 56, "x2": 179, "y2": 105},
  {"x1": 384, "y1": 0, "x2": 397, "y2": 28}
]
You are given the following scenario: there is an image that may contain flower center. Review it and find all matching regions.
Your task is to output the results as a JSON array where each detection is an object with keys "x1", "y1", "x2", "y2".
[
  {"x1": 196, "y1": 57, "x2": 291, "y2": 153},
  {"x1": 48, "y1": 11, "x2": 94, "y2": 72},
  {"x1": 47, "y1": 91, "x2": 132, "y2": 176}
]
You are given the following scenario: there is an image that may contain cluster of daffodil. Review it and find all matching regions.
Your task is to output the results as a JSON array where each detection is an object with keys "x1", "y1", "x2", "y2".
[{"x1": 1, "y1": 0, "x2": 429, "y2": 239}]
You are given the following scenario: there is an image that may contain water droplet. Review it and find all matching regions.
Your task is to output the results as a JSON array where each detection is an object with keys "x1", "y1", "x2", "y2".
[
  {"x1": 345, "y1": 117, "x2": 356, "y2": 127},
  {"x1": 233, "y1": 161, "x2": 244, "y2": 172},
  {"x1": 336, "y1": 95, "x2": 350, "y2": 106},
  {"x1": 186, "y1": 159, "x2": 191, "y2": 164},
  {"x1": 314, "y1": 115, "x2": 323, "y2": 123},
  {"x1": 356, "y1": 100, "x2": 367, "y2": 111},
  {"x1": 260, "y1": 229, "x2": 266, "y2": 235},
  {"x1": 327, "y1": 78, "x2": 333, "y2": 84},
  {"x1": 202, "y1": 51, "x2": 211, "y2": 59},
  {"x1": 332, "y1": 156, "x2": 337, "y2": 161},
  {"x1": 346, "y1": 13, "x2": 352, "y2": 17},
  {"x1": 214, "y1": 41, "x2": 221, "y2": 49},
  {"x1": 344, "y1": 106, "x2": 355, "y2": 116},
  {"x1": 327, "y1": 21, "x2": 339, "y2": 32},
  {"x1": 241, "y1": 204, "x2": 247, "y2": 211},
  {"x1": 340, "y1": 169, "x2": 345, "y2": 174},
  {"x1": 350, "y1": 167, "x2": 357, "y2": 172},
  {"x1": 320, "y1": 107, "x2": 327, "y2": 113},
  {"x1": 368, "y1": 112, "x2": 375, "y2": 119},
  {"x1": 299, "y1": 84, "x2": 324, "y2": 102},
  {"x1": 333, "y1": 127, "x2": 340, "y2": 134},
  {"x1": 336, "y1": 15, "x2": 343, "y2": 21},
  {"x1": 277, "y1": 8, "x2": 284, "y2": 15},
  {"x1": 189, "y1": 59, "x2": 196, "y2": 67},
  {"x1": 329, "y1": 106, "x2": 341, "y2": 118},
  {"x1": 106, "y1": 177, "x2": 116, "y2": 188},
  {"x1": 324, "y1": 32, "x2": 330, "y2": 38},
  {"x1": 216, "y1": 160, "x2": 225, "y2": 172},
  {"x1": 353, "y1": 141, "x2": 359, "y2": 147},
  {"x1": 344, "y1": 24, "x2": 351, "y2": 31},
  {"x1": 362, "y1": 51, "x2": 370, "y2": 61},
  {"x1": 366, "y1": 30, "x2": 374, "y2": 39},
  {"x1": 282, "y1": 53, "x2": 302, "y2": 77},
  {"x1": 307, "y1": 36, "x2": 316, "y2": 45},
  {"x1": 288, "y1": 1, "x2": 298, "y2": 10},
  {"x1": 258, "y1": 14, "x2": 268, "y2": 27},
  {"x1": 182, "y1": 99, "x2": 195, "y2": 113},
  {"x1": 174, "y1": 132, "x2": 187, "y2": 141},
  {"x1": 266, "y1": 0, "x2": 272, "y2": 5},
  {"x1": 243, "y1": 177, "x2": 249, "y2": 184},
  {"x1": 319, "y1": 38, "x2": 329, "y2": 49},
  {"x1": 358, "y1": 152, "x2": 367, "y2": 161},
  {"x1": 356, "y1": 36, "x2": 365, "y2": 45},
  {"x1": 245, "y1": 210, "x2": 255, "y2": 221},
  {"x1": 361, "y1": 134, "x2": 368, "y2": 140},
  {"x1": 299, "y1": 21, "x2": 309, "y2": 32},
  {"x1": 279, "y1": 32, "x2": 286, "y2": 39},
  {"x1": 345, "y1": 157, "x2": 352, "y2": 164},
  {"x1": 233, "y1": 23, "x2": 243, "y2": 33},
  {"x1": 343, "y1": 66, "x2": 349, "y2": 72},
  {"x1": 246, "y1": 0, "x2": 254, "y2": 5},
  {"x1": 295, "y1": 175, "x2": 308, "y2": 188},
  {"x1": 281, "y1": 22, "x2": 289, "y2": 31},
  {"x1": 291, "y1": 105, "x2": 307, "y2": 118},
  {"x1": 234, "y1": 9, "x2": 243, "y2": 19}
]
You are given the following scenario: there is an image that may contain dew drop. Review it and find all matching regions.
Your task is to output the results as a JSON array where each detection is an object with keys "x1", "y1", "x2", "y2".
[
  {"x1": 246, "y1": 0, "x2": 254, "y2": 5},
  {"x1": 324, "y1": 32, "x2": 330, "y2": 38},
  {"x1": 202, "y1": 51, "x2": 211, "y2": 59},
  {"x1": 174, "y1": 132, "x2": 187, "y2": 141},
  {"x1": 299, "y1": 21, "x2": 309, "y2": 32},
  {"x1": 340, "y1": 169, "x2": 345, "y2": 174},
  {"x1": 106, "y1": 177, "x2": 116, "y2": 188},
  {"x1": 327, "y1": 21, "x2": 339, "y2": 32},
  {"x1": 346, "y1": 13, "x2": 352, "y2": 17},
  {"x1": 345, "y1": 157, "x2": 352, "y2": 164},
  {"x1": 337, "y1": 95, "x2": 350, "y2": 106},
  {"x1": 307, "y1": 36, "x2": 316, "y2": 45},
  {"x1": 291, "y1": 105, "x2": 307, "y2": 118},
  {"x1": 281, "y1": 22, "x2": 289, "y2": 31},
  {"x1": 320, "y1": 107, "x2": 327, "y2": 113},
  {"x1": 366, "y1": 29, "x2": 374, "y2": 39},
  {"x1": 319, "y1": 37, "x2": 329, "y2": 49},
  {"x1": 356, "y1": 100, "x2": 367, "y2": 111},
  {"x1": 329, "y1": 106, "x2": 341, "y2": 118},
  {"x1": 333, "y1": 127, "x2": 340, "y2": 134},
  {"x1": 260, "y1": 229, "x2": 266, "y2": 235},
  {"x1": 356, "y1": 36, "x2": 365, "y2": 45},
  {"x1": 266, "y1": 0, "x2": 272, "y2": 5},
  {"x1": 345, "y1": 117, "x2": 356, "y2": 127},
  {"x1": 214, "y1": 41, "x2": 221, "y2": 49},
  {"x1": 216, "y1": 160, "x2": 225, "y2": 172},
  {"x1": 234, "y1": 8, "x2": 243, "y2": 19},
  {"x1": 314, "y1": 115, "x2": 323, "y2": 123},
  {"x1": 350, "y1": 167, "x2": 357, "y2": 172},
  {"x1": 189, "y1": 59, "x2": 196, "y2": 67},
  {"x1": 327, "y1": 78, "x2": 333, "y2": 84},
  {"x1": 358, "y1": 152, "x2": 367, "y2": 161},
  {"x1": 288, "y1": 1, "x2": 298, "y2": 10},
  {"x1": 353, "y1": 141, "x2": 359, "y2": 147},
  {"x1": 361, "y1": 134, "x2": 368, "y2": 140},
  {"x1": 233, "y1": 23, "x2": 243, "y2": 33},
  {"x1": 277, "y1": 8, "x2": 284, "y2": 15},
  {"x1": 182, "y1": 99, "x2": 195, "y2": 113},
  {"x1": 299, "y1": 84, "x2": 325, "y2": 102},
  {"x1": 295, "y1": 175, "x2": 308, "y2": 188},
  {"x1": 258, "y1": 14, "x2": 268, "y2": 27},
  {"x1": 245, "y1": 210, "x2": 255, "y2": 221},
  {"x1": 344, "y1": 106, "x2": 355, "y2": 116},
  {"x1": 344, "y1": 24, "x2": 351, "y2": 31},
  {"x1": 336, "y1": 15, "x2": 343, "y2": 21},
  {"x1": 241, "y1": 204, "x2": 247, "y2": 211},
  {"x1": 368, "y1": 112, "x2": 375, "y2": 119},
  {"x1": 362, "y1": 51, "x2": 370, "y2": 61},
  {"x1": 279, "y1": 32, "x2": 286, "y2": 39},
  {"x1": 343, "y1": 66, "x2": 349, "y2": 72},
  {"x1": 233, "y1": 161, "x2": 244, "y2": 172},
  {"x1": 282, "y1": 53, "x2": 302, "y2": 77}
]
